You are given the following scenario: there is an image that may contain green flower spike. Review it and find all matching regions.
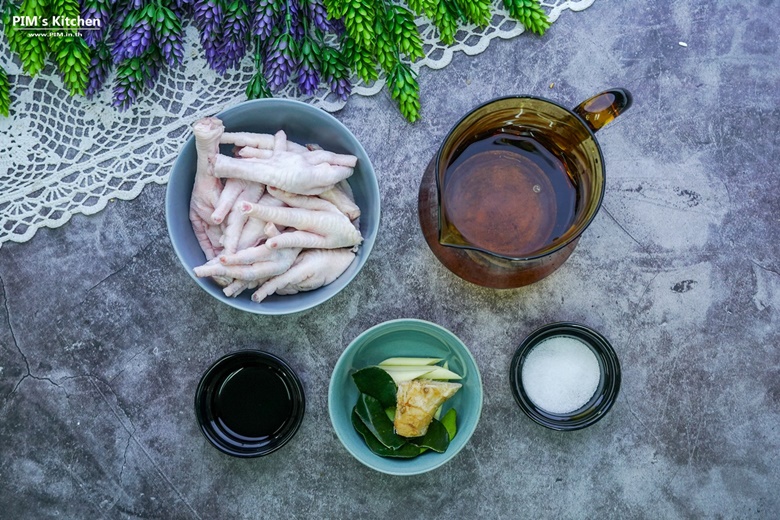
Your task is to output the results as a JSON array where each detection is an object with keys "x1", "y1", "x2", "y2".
[
  {"x1": 454, "y1": 0, "x2": 491, "y2": 27},
  {"x1": 504, "y1": 0, "x2": 550, "y2": 35},
  {"x1": 51, "y1": 36, "x2": 91, "y2": 96},
  {"x1": 12, "y1": 0, "x2": 50, "y2": 76},
  {"x1": 389, "y1": 61, "x2": 420, "y2": 123},
  {"x1": 0, "y1": 66, "x2": 10, "y2": 117},
  {"x1": 342, "y1": 36, "x2": 378, "y2": 84}
]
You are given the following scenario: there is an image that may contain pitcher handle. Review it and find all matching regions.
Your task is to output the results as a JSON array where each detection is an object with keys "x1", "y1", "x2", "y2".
[{"x1": 573, "y1": 88, "x2": 633, "y2": 132}]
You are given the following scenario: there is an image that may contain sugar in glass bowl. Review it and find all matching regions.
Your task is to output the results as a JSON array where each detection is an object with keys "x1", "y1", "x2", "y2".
[{"x1": 510, "y1": 322, "x2": 621, "y2": 431}]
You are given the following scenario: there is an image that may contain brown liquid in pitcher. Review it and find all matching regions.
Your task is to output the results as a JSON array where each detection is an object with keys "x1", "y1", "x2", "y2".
[{"x1": 441, "y1": 131, "x2": 578, "y2": 258}]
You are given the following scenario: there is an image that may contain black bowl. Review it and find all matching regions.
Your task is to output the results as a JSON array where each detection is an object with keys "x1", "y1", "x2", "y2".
[
  {"x1": 510, "y1": 322, "x2": 621, "y2": 431},
  {"x1": 195, "y1": 350, "x2": 305, "y2": 457}
]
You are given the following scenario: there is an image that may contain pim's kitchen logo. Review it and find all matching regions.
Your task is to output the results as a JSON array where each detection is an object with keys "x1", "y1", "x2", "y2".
[{"x1": 12, "y1": 15, "x2": 102, "y2": 29}]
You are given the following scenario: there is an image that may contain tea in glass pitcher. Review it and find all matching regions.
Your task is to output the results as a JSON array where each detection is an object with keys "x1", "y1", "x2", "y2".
[
  {"x1": 419, "y1": 89, "x2": 632, "y2": 288},
  {"x1": 440, "y1": 129, "x2": 578, "y2": 258}
]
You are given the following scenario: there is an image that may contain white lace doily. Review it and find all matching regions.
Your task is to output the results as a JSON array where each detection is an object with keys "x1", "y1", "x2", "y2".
[{"x1": 0, "y1": 0, "x2": 594, "y2": 248}]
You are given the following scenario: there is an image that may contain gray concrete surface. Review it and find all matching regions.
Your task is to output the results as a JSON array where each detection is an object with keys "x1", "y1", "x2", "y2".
[{"x1": 2, "y1": 0, "x2": 779, "y2": 518}]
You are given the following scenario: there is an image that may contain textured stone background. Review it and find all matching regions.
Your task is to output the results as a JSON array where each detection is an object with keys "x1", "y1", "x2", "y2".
[{"x1": 2, "y1": 0, "x2": 779, "y2": 518}]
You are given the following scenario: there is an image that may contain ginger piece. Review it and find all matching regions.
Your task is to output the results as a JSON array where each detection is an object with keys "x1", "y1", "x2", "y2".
[{"x1": 394, "y1": 380, "x2": 462, "y2": 438}]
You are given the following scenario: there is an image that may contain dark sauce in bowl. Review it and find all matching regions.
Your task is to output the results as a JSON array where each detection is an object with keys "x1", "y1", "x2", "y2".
[{"x1": 195, "y1": 350, "x2": 305, "y2": 457}]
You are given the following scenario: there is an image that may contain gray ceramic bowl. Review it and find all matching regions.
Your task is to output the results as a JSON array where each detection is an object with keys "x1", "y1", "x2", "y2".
[{"x1": 166, "y1": 99, "x2": 380, "y2": 315}]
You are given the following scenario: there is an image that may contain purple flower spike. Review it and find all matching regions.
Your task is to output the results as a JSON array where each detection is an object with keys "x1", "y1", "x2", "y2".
[
  {"x1": 253, "y1": 0, "x2": 278, "y2": 41},
  {"x1": 193, "y1": 0, "x2": 224, "y2": 38},
  {"x1": 193, "y1": 0, "x2": 227, "y2": 69},
  {"x1": 86, "y1": 42, "x2": 111, "y2": 98},
  {"x1": 297, "y1": 39, "x2": 320, "y2": 95},
  {"x1": 215, "y1": 0, "x2": 250, "y2": 73},
  {"x1": 308, "y1": 0, "x2": 335, "y2": 33},
  {"x1": 112, "y1": 49, "x2": 163, "y2": 111},
  {"x1": 113, "y1": 18, "x2": 153, "y2": 63},
  {"x1": 264, "y1": 34, "x2": 298, "y2": 91},
  {"x1": 81, "y1": 0, "x2": 110, "y2": 48},
  {"x1": 330, "y1": 76, "x2": 351, "y2": 101},
  {"x1": 287, "y1": 0, "x2": 305, "y2": 41},
  {"x1": 144, "y1": 52, "x2": 163, "y2": 88},
  {"x1": 153, "y1": 5, "x2": 186, "y2": 67},
  {"x1": 297, "y1": 62, "x2": 319, "y2": 96}
]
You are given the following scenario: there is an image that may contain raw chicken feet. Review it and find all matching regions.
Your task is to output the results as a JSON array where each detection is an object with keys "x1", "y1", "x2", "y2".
[
  {"x1": 190, "y1": 117, "x2": 225, "y2": 259},
  {"x1": 213, "y1": 131, "x2": 357, "y2": 195},
  {"x1": 239, "y1": 202, "x2": 362, "y2": 249},
  {"x1": 189, "y1": 118, "x2": 363, "y2": 301},
  {"x1": 251, "y1": 249, "x2": 356, "y2": 302}
]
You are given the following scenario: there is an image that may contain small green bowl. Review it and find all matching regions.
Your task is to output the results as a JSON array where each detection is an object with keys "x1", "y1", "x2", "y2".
[{"x1": 328, "y1": 319, "x2": 483, "y2": 476}]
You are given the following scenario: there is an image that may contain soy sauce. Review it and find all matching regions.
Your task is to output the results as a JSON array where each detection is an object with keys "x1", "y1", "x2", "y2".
[
  {"x1": 196, "y1": 350, "x2": 305, "y2": 457},
  {"x1": 441, "y1": 130, "x2": 578, "y2": 258},
  {"x1": 213, "y1": 365, "x2": 294, "y2": 441}
]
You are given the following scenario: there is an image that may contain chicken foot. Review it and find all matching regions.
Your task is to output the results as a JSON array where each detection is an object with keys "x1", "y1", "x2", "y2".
[
  {"x1": 239, "y1": 201, "x2": 362, "y2": 249},
  {"x1": 234, "y1": 192, "x2": 286, "y2": 251},
  {"x1": 251, "y1": 248, "x2": 356, "y2": 302},
  {"x1": 194, "y1": 245, "x2": 300, "y2": 281},
  {"x1": 212, "y1": 131, "x2": 356, "y2": 195},
  {"x1": 220, "y1": 131, "x2": 308, "y2": 153},
  {"x1": 190, "y1": 117, "x2": 225, "y2": 259},
  {"x1": 219, "y1": 181, "x2": 265, "y2": 253},
  {"x1": 266, "y1": 186, "x2": 342, "y2": 214},
  {"x1": 319, "y1": 181, "x2": 361, "y2": 221}
]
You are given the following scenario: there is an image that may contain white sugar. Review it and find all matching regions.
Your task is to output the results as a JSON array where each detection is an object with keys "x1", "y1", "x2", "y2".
[{"x1": 521, "y1": 335, "x2": 601, "y2": 414}]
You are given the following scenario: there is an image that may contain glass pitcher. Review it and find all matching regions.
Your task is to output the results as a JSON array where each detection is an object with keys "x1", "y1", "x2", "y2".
[{"x1": 418, "y1": 89, "x2": 632, "y2": 288}]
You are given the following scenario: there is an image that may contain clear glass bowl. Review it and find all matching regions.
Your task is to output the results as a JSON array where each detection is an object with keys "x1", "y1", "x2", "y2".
[{"x1": 510, "y1": 322, "x2": 621, "y2": 431}]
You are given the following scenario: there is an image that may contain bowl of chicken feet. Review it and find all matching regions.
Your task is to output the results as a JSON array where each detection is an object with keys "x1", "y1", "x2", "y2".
[{"x1": 166, "y1": 99, "x2": 380, "y2": 315}]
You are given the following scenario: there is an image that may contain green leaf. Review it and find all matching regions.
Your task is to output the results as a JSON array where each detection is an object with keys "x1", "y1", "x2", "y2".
[
  {"x1": 246, "y1": 71, "x2": 272, "y2": 99},
  {"x1": 406, "y1": 417, "x2": 450, "y2": 453},
  {"x1": 3, "y1": 3, "x2": 22, "y2": 55},
  {"x1": 49, "y1": 0, "x2": 79, "y2": 18},
  {"x1": 354, "y1": 393, "x2": 405, "y2": 449},
  {"x1": 122, "y1": 9, "x2": 141, "y2": 30},
  {"x1": 351, "y1": 367, "x2": 397, "y2": 408},
  {"x1": 351, "y1": 408, "x2": 422, "y2": 458},
  {"x1": 431, "y1": 0, "x2": 458, "y2": 45},
  {"x1": 406, "y1": 0, "x2": 426, "y2": 16},
  {"x1": 340, "y1": 0, "x2": 375, "y2": 50},
  {"x1": 440, "y1": 408, "x2": 457, "y2": 441},
  {"x1": 323, "y1": 0, "x2": 345, "y2": 18},
  {"x1": 374, "y1": 16, "x2": 397, "y2": 73},
  {"x1": 17, "y1": 35, "x2": 48, "y2": 77}
]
